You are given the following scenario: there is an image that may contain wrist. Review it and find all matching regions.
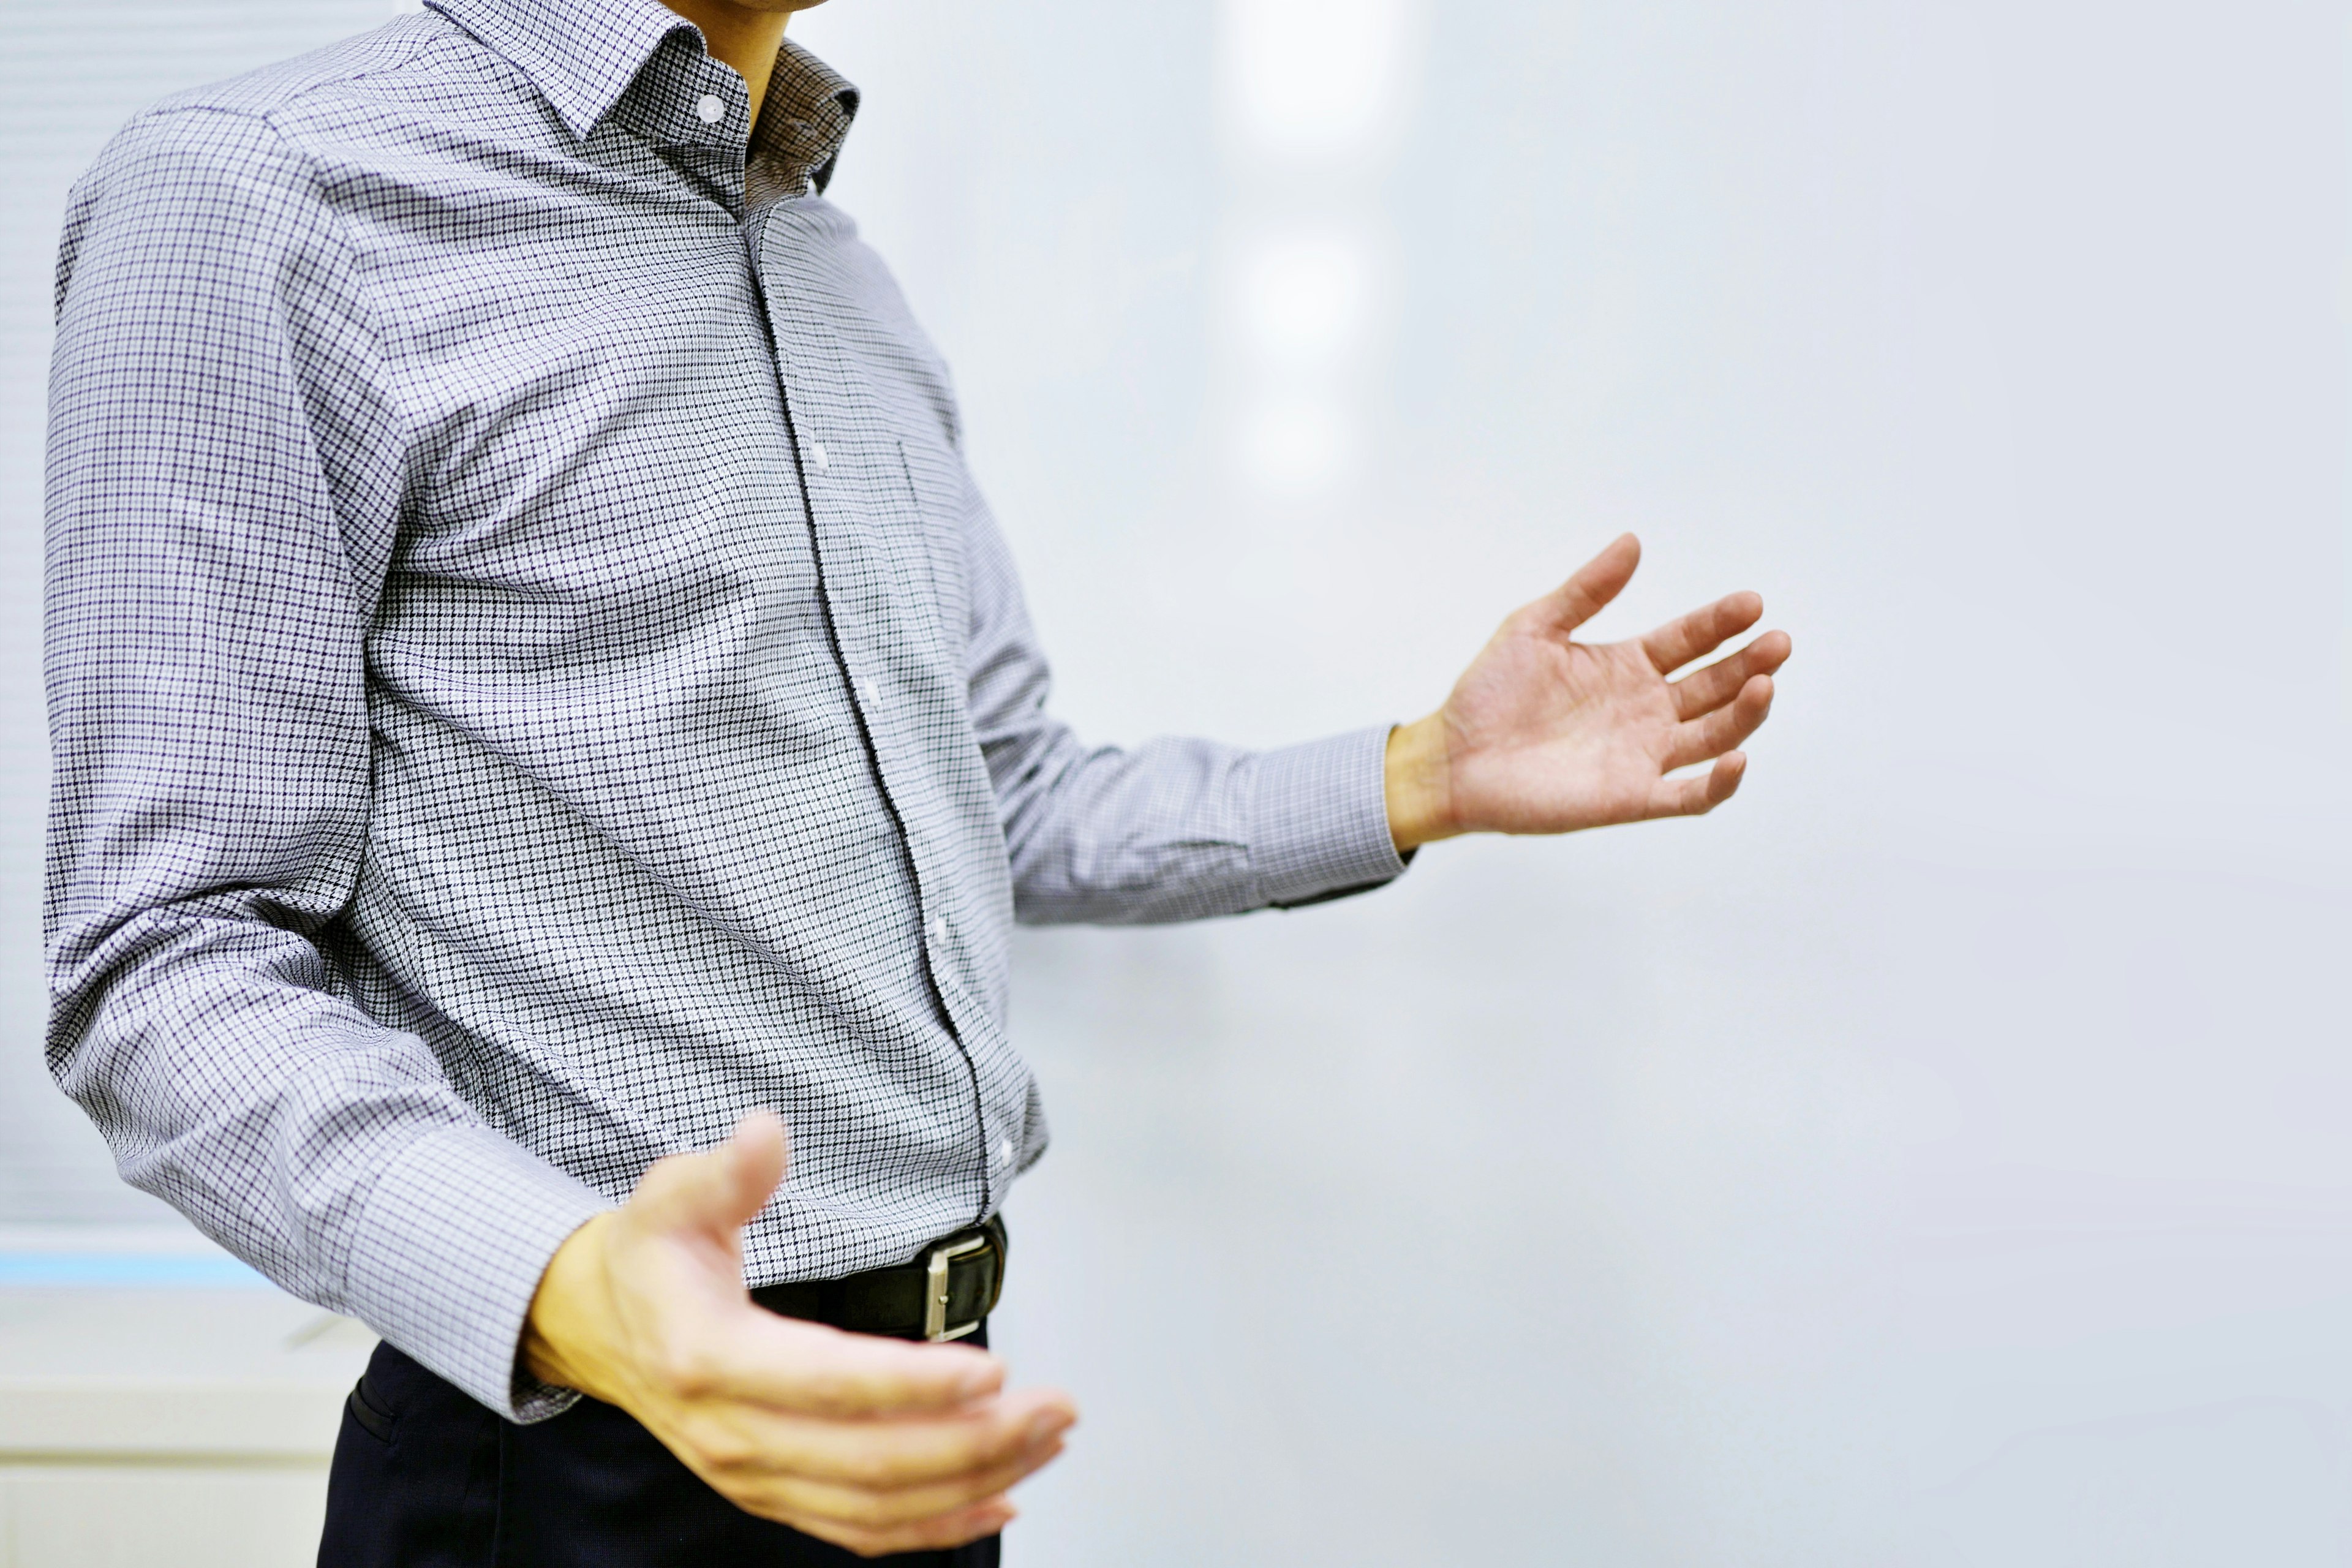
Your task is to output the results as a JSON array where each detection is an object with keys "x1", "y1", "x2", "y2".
[
  {"x1": 1384, "y1": 715, "x2": 1458, "y2": 853},
  {"x1": 521, "y1": 1210, "x2": 619, "y2": 1393}
]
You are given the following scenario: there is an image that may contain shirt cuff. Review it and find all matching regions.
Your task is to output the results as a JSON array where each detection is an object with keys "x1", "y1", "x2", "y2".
[
  {"x1": 345, "y1": 1121, "x2": 614, "y2": 1422},
  {"x1": 1248, "y1": 725, "x2": 1411, "y2": 908}
]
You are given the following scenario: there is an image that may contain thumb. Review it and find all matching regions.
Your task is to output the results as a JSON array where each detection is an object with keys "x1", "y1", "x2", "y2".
[
  {"x1": 628, "y1": 1110, "x2": 790, "y2": 1239},
  {"x1": 1536, "y1": 532, "x2": 1641, "y2": 633}
]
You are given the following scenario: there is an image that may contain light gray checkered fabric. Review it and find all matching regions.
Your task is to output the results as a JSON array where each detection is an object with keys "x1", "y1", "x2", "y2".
[{"x1": 43, "y1": 0, "x2": 1404, "y2": 1420}]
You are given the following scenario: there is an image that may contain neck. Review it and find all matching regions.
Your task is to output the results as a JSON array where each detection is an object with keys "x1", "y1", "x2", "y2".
[{"x1": 660, "y1": 1, "x2": 792, "y2": 129}]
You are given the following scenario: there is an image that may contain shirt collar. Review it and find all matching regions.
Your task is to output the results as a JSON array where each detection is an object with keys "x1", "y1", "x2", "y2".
[
  {"x1": 429, "y1": 0, "x2": 697, "y2": 141},
  {"x1": 756, "y1": 40, "x2": 861, "y2": 195},
  {"x1": 425, "y1": 0, "x2": 860, "y2": 189}
]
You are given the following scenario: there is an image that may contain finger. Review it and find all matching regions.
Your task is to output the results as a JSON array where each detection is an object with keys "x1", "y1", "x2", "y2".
[
  {"x1": 744, "y1": 1433, "x2": 1065, "y2": 1532},
  {"x1": 1642, "y1": 590, "x2": 1763, "y2": 674},
  {"x1": 628, "y1": 1111, "x2": 789, "y2": 1238},
  {"x1": 1663, "y1": 674, "x2": 1773, "y2": 771},
  {"x1": 1533, "y1": 533, "x2": 1641, "y2": 634},
  {"x1": 1670, "y1": 630, "x2": 1791, "y2": 720},
  {"x1": 691, "y1": 1385, "x2": 1075, "y2": 1489},
  {"x1": 1647, "y1": 752, "x2": 1746, "y2": 818},
  {"x1": 790, "y1": 1496, "x2": 1018, "y2": 1558},
  {"x1": 714, "y1": 1311, "x2": 1008, "y2": 1417}
]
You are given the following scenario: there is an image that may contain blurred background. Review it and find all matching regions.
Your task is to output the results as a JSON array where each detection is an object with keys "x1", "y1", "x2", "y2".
[{"x1": 2, "y1": 1, "x2": 2349, "y2": 1562}]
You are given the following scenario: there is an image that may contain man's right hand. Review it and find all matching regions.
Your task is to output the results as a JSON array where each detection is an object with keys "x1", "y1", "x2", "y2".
[{"x1": 521, "y1": 1112, "x2": 1076, "y2": 1556}]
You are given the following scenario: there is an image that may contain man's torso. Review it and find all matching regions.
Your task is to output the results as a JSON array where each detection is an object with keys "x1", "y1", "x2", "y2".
[{"x1": 110, "y1": 9, "x2": 1037, "y2": 1278}]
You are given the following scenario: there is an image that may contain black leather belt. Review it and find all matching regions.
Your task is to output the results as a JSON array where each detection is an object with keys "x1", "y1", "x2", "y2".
[{"x1": 751, "y1": 1215, "x2": 1007, "y2": 1343}]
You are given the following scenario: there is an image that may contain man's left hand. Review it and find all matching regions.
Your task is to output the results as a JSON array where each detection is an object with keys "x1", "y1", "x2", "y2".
[{"x1": 1384, "y1": 533, "x2": 1791, "y2": 851}]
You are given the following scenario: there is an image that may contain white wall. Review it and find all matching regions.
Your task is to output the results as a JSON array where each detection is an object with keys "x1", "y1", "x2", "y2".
[{"x1": 4, "y1": 2, "x2": 2348, "y2": 1563}]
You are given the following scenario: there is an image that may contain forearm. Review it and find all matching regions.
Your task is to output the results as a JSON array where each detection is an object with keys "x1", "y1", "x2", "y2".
[
  {"x1": 51, "y1": 907, "x2": 609, "y2": 1419},
  {"x1": 954, "y1": 444, "x2": 1406, "y2": 921},
  {"x1": 997, "y1": 726, "x2": 1407, "y2": 925}
]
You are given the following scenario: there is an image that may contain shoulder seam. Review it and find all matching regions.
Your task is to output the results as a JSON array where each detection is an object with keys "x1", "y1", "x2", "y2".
[
  {"x1": 260, "y1": 103, "x2": 417, "y2": 619},
  {"x1": 129, "y1": 20, "x2": 452, "y2": 140}
]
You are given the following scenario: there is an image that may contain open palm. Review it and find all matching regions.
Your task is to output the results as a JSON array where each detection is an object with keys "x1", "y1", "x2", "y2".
[{"x1": 1390, "y1": 534, "x2": 1790, "y2": 846}]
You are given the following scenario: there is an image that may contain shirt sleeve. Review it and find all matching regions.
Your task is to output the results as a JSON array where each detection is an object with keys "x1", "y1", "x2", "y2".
[
  {"x1": 45, "y1": 105, "x2": 609, "y2": 1421},
  {"x1": 956, "y1": 487, "x2": 1409, "y2": 926}
]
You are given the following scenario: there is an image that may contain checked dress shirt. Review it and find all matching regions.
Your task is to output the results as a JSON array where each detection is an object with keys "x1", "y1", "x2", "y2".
[{"x1": 43, "y1": 0, "x2": 1405, "y2": 1419}]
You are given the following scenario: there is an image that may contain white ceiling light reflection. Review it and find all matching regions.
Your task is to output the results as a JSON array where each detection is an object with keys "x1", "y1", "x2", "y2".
[
  {"x1": 1238, "y1": 393, "x2": 1355, "y2": 498},
  {"x1": 1214, "y1": 0, "x2": 1419, "y2": 507},
  {"x1": 1236, "y1": 229, "x2": 1375, "y2": 371},
  {"x1": 1218, "y1": 0, "x2": 1415, "y2": 163}
]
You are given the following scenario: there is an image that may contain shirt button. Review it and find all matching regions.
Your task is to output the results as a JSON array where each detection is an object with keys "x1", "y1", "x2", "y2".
[
  {"x1": 995, "y1": 1138, "x2": 1014, "y2": 1164},
  {"x1": 696, "y1": 94, "x2": 725, "y2": 125},
  {"x1": 928, "y1": 915, "x2": 949, "y2": 946},
  {"x1": 809, "y1": 441, "x2": 830, "y2": 472},
  {"x1": 856, "y1": 676, "x2": 880, "y2": 706}
]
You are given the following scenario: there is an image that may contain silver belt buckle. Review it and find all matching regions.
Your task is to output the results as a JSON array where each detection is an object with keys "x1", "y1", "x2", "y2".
[{"x1": 922, "y1": 1231, "x2": 992, "y2": 1342}]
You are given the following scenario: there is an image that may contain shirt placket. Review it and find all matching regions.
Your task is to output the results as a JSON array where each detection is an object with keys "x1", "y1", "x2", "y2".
[{"x1": 750, "y1": 215, "x2": 1008, "y2": 1201}]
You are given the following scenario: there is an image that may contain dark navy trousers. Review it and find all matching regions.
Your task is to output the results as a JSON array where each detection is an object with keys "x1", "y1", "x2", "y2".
[{"x1": 317, "y1": 1335, "x2": 1002, "y2": 1568}]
